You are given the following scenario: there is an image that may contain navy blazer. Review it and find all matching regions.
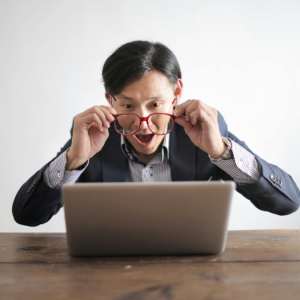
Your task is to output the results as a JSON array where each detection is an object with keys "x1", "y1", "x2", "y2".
[{"x1": 12, "y1": 112, "x2": 300, "y2": 226}]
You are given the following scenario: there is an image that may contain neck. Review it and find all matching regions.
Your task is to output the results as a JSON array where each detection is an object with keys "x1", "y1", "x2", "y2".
[{"x1": 136, "y1": 144, "x2": 162, "y2": 164}]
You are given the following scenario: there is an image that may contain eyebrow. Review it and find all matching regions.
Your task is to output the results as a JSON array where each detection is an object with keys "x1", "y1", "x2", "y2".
[{"x1": 119, "y1": 94, "x2": 163, "y2": 101}]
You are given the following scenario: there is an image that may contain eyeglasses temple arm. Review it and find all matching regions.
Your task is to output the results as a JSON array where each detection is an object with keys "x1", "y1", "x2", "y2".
[{"x1": 172, "y1": 97, "x2": 177, "y2": 110}]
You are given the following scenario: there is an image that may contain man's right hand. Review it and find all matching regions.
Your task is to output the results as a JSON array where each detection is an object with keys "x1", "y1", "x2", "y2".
[{"x1": 66, "y1": 105, "x2": 116, "y2": 171}]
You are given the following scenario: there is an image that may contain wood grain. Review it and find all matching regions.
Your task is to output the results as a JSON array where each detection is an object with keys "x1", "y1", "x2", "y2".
[
  {"x1": 1, "y1": 262, "x2": 300, "y2": 299},
  {"x1": 0, "y1": 230, "x2": 300, "y2": 263},
  {"x1": 1, "y1": 230, "x2": 300, "y2": 299}
]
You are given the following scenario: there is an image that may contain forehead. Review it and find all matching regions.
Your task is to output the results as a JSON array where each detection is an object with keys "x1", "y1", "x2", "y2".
[{"x1": 118, "y1": 70, "x2": 174, "y2": 101}]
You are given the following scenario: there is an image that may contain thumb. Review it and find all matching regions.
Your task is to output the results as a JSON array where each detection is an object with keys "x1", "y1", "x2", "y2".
[{"x1": 174, "y1": 116, "x2": 193, "y2": 134}]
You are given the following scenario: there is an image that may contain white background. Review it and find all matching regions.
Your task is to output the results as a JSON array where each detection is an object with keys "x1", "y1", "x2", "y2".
[{"x1": 1, "y1": 0, "x2": 300, "y2": 232}]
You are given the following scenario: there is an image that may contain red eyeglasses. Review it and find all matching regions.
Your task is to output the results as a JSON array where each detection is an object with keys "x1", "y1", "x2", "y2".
[{"x1": 109, "y1": 95, "x2": 177, "y2": 136}]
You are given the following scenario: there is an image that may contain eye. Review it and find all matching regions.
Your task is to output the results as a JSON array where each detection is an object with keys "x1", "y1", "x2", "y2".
[
  {"x1": 122, "y1": 104, "x2": 134, "y2": 109},
  {"x1": 150, "y1": 103, "x2": 161, "y2": 108}
]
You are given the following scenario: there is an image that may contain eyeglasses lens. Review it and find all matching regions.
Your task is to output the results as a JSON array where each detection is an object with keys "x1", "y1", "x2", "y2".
[
  {"x1": 115, "y1": 114, "x2": 174, "y2": 135},
  {"x1": 148, "y1": 114, "x2": 173, "y2": 134},
  {"x1": 115, "y1": 115, "x2": 139, "y2": 134}
]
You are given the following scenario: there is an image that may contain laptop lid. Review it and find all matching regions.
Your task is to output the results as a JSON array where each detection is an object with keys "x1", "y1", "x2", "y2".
[{"x1": 62, "y1": 181, "x2": 235, "y2": 256}]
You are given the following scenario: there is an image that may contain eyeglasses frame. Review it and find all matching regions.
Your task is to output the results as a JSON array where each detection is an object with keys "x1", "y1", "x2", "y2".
[{"x1": 109, "y1": 95, "x2": 178, "y2": 136}]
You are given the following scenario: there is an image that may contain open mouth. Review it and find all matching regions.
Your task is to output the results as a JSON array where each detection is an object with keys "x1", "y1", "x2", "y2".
[{"x1": 133, "y1": 133, "x2": 154, "y2": 147}]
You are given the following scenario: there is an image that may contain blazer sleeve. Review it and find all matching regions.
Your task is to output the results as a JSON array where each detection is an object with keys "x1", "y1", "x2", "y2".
[
  {"x1": 216, "y1": 112, "x2": 300, "y2": 215},
  {"x1": 225, "y1": 131, "x2": 299, "y2": 215},
  {"x1": 12, "y1": 130, "x2": 73, "y2": 227}
]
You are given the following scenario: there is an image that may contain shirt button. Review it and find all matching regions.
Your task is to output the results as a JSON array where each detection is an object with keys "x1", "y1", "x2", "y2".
[
  {"x1": 57, "y1": 172, "x2": 61, "y2": 178},
  {"x1": 145, "y1": 166, "x2": 149, "y2": 170},
  {"x1": 145, "y1": 173, "x2": 150, "y2": 178}
]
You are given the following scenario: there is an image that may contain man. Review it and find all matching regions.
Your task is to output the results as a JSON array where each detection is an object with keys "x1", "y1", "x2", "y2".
[{"x1": 13, "y1": 40, "x2": 300, "y2": 227}]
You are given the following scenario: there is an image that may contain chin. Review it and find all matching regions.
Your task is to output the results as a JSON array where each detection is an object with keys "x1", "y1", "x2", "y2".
[{"x1": 135, "y1": 146, "x2": 157, "y2": 155}]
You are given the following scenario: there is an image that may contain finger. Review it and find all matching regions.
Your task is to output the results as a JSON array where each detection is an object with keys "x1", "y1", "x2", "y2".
[
  {"x1": 174, "y1": 116, "x2": 193, "y2": 134},
  {"x1": 98, "y1": 106, "x2": 116, "y2": 124},
  {"x1": 80, "y1": 112, "x2": 104, "y2": 132},
  {"x1": 77, "y1": 106, "x2": 100, "y2": 118},
  {"x1": 78, "y1": 105, "x2": 116, "y2": 119},
  {"x1": 92, "y1": 107, "x2": 111, "y2": 128},
  {"x1": 189, "y1": 107, "x2": 210, "y2": 125},
  {"x1": 198, "y1": 101, "x2": 216, "y2": 118},
  {"x1": 173, "y1": 100, "x2": 192, "y2": 117},
  {"x1": 184, "y1": 101, "x2": 200, "y2": 122},
  {"x1": 100, "y1": 105, "x2": 117, "y2": 117},
  {"x1": 80, "y1": 106, "x2": 111, "y2": 128},
  {"x1": 174, "y1": 99, "x2": 215, "y2": 120},
  {"x1": 183, "y1": 100, "x2": 212, "y2": 124}
]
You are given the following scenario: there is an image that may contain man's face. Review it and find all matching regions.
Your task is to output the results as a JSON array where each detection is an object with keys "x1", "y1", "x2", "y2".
[{"x1": 108, "y1": 70, "x2": 182, "y2": 157}]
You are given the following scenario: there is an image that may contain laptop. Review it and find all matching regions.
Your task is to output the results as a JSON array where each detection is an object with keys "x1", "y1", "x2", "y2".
[{"x1": 61, "y1": 181, "x2": 235, "y2": 257}]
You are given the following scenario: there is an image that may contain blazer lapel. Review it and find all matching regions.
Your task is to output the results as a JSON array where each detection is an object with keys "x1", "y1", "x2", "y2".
[
  {"x1": 101, "y1": 127, "x2": 128, "y2": 182},
  {"x1": 169, "y1": 123, "x2": 196, "y2": 181}
]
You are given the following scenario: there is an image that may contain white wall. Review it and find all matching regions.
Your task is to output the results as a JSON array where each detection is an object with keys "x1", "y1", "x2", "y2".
[{"x1": 1, "y1": 0, "x2": 300, "y2": 232}]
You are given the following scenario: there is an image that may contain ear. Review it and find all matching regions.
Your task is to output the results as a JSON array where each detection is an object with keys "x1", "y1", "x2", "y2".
[
  {"x1": 174, "y1": 78, "x2": 183, "y2": 106},
  {"x1": 105, "y1": 92, "x2": 116, "y2": 107},
  {"x1": 105, "y1": 92, "x2": 111, "y2": 104}
]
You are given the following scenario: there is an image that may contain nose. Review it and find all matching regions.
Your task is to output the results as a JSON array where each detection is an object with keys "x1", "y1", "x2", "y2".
[
  {"x1": 135, "y1": 108, "x2": 150, "y2": 132},
  {"x1": 139, "y1": 119, "x2": 148, "y2": 130}
]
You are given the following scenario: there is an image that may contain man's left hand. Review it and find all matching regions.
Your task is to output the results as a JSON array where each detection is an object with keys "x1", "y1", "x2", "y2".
[{"x1": 173, "y1": 99, "x2": 226, "y2": 159}]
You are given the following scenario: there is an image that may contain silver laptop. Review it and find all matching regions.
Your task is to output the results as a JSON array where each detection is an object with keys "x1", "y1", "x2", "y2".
[{"x1": 61, "y1": 181, "x2": 235, "y2": 257}]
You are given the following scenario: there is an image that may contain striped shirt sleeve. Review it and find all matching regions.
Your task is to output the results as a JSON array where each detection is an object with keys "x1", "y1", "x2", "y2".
[
  {"x1": 210, "y1": 139, "x2": 262, "y2": 185},
  {"x1": 43, "y1": 148, "x2": 89, "y2": 189}
]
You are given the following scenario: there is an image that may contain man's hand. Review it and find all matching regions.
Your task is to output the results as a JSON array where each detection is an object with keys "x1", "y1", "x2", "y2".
[
  {"x1": 66, "y1": 105, "x2": 116, "y2": 170},
  {"x1": 173, "y1": 100, "x2": 226, "y2": 159}
]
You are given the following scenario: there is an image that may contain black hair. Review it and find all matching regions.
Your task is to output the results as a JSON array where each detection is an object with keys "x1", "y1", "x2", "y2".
[{"x1": 102, "y1": 40, "x2": 182, "y2": 95}]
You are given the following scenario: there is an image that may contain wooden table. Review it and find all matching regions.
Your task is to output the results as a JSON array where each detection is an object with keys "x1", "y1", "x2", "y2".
[{"x1": 0, "y1": 230, "x2": 300, "y2": 299}]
